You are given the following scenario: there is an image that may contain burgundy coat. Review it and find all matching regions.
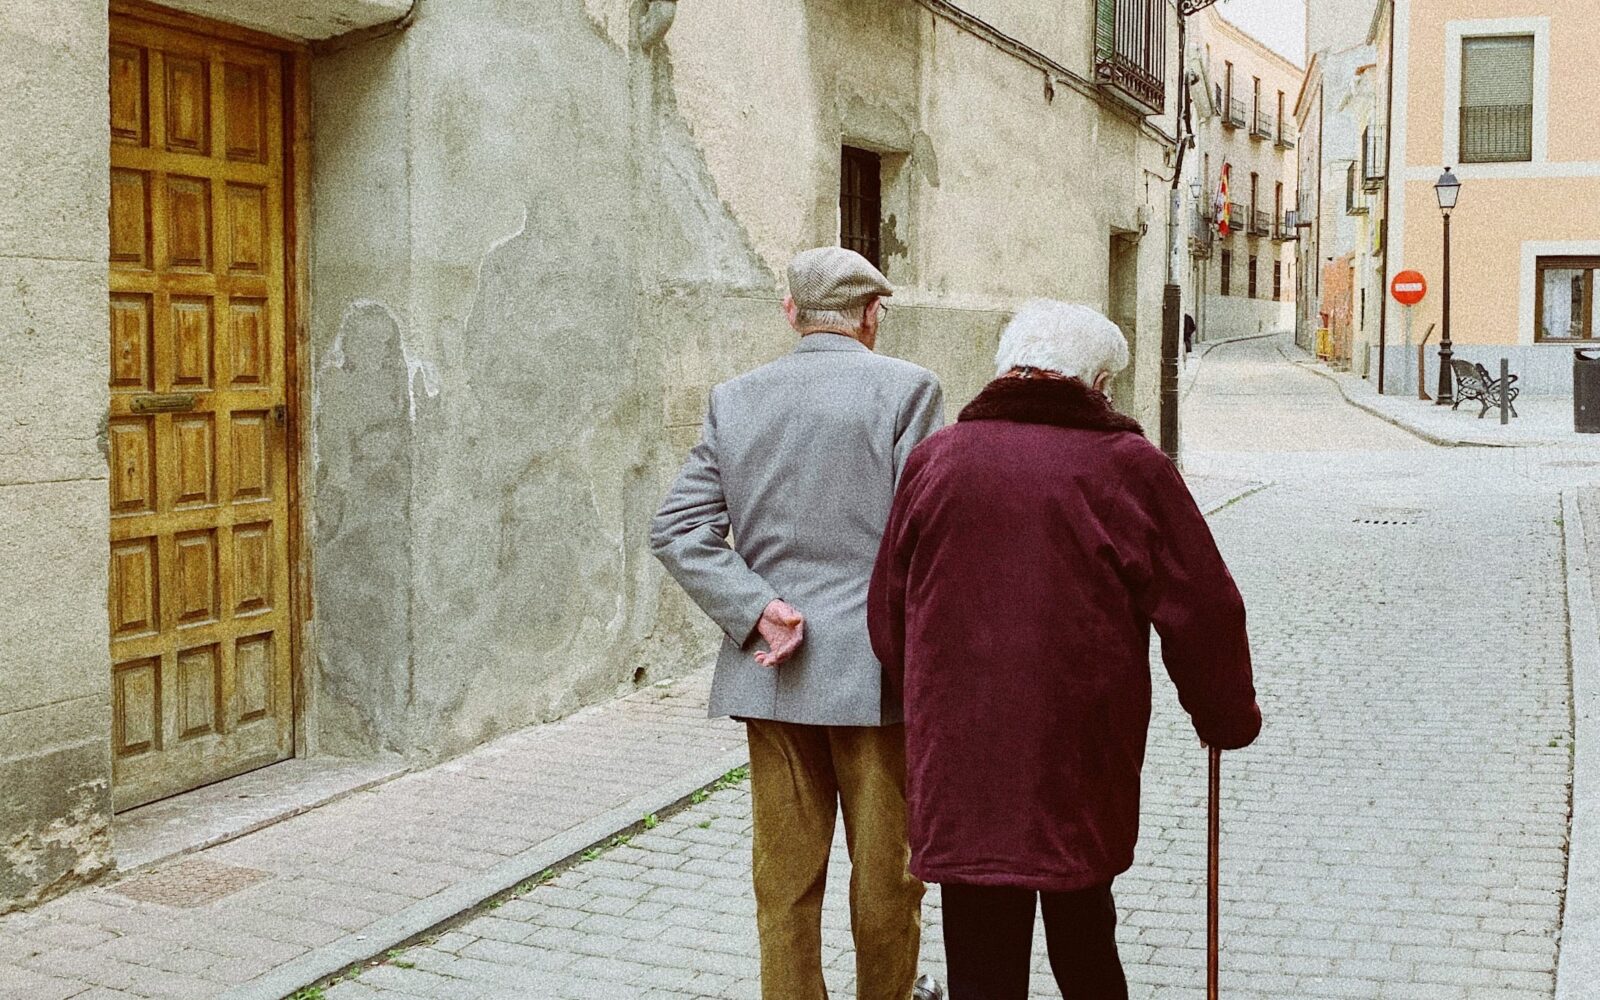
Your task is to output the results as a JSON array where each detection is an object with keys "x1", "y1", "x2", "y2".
[{"x1": 867, "y1": 376, "x2": 1261, "y2": 893}]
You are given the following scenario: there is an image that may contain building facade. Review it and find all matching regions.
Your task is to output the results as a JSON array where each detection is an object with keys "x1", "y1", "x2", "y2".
[
  {"x1": 1186, "y1": 7, "x2": 1300, "y2": 343},
  {"x1": 0, "y1": 0, "x2": 1183, "y2": 909},
  {"x1": 1305, "y1": 0, "x2": 1600, "y2": 395}
]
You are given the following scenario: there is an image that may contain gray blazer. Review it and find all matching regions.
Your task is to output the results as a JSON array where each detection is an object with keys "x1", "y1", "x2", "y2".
[{"x1": 651, "y1": 333, "x2": 945, "y2": 726}]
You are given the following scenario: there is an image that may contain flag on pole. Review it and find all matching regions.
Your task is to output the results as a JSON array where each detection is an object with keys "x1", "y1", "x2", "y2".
[{"x1": 1216, "y1": 163, "x2": 1231, "y2": 237}]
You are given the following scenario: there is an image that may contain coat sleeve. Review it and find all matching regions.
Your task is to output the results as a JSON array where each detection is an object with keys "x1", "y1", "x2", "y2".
[
  {"x1": 649, "y1": 393, "x2": 780, "y2": 647},
  {"x1": 1130, "y1": 452, "x2": 1262, "y2": 750},
  {"x1": 868, "y1": 452, "x2": 923, "y2": 702},
  {"x1": 892, "y1": 373, "x2": 945, "y2": 484}
]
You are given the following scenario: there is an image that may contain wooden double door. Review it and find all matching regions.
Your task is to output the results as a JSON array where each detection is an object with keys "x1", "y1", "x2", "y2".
[{"x1": 107, "y1": 7, "x2": 298, "y2": 811}]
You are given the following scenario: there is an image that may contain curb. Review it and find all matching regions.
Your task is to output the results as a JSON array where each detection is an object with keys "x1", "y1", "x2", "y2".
[
  {"x1": 1557, "y1": 491, "x2": 1600, "y2": 1000},
  {"x1": 225, "y1": 746, "x2": 750, "y2": 1000}
]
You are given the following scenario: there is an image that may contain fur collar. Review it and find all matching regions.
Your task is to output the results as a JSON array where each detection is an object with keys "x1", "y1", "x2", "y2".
[{"x1": 958, "y1": 376, "x2": 1144, "y2": 434}]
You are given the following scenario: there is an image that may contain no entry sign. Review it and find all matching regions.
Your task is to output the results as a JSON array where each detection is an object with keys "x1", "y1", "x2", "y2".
[{"x1": 1391, "y1": 270, "x2": 1427, "y2": 306}]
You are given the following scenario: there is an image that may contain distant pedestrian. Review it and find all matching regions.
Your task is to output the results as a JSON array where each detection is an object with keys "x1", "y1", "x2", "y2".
[
  {"x1": 868, "y1": 300, "x2": 1261, "y2": 1000},
  {"x1": 1184, "y1": 311, "x2": 1197, "y2": 354},
  {"x1": 652, "y1": 247, "x2": 945, "y2": 1000}
]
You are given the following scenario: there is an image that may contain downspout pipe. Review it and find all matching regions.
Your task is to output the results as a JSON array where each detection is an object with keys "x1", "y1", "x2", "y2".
[{"x1": 1376, "y1": 0, "x2": 1397, "y2": 393}]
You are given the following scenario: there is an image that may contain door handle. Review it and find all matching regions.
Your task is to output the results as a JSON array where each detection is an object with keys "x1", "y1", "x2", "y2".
[{"x1": 273, "y1": 404, "x2": 287, "y2": 428}]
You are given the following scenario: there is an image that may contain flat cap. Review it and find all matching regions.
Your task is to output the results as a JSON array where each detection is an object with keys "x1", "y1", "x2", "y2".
[{"x1": 787, "y1": 246, "x2": 894, "y2": 310}]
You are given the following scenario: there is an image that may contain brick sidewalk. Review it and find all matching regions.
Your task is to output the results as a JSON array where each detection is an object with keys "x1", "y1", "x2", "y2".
[{"x1": 0, "y1": 675, "x2": 745, "y2": 1000}]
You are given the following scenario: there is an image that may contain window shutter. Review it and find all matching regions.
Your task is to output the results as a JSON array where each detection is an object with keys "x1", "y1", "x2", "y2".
[{"x1": 1462, "y1": 36, "x2": 1533, "y2": 107}]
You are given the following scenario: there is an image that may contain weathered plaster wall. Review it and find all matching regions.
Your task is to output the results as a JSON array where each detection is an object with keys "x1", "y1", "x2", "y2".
[
  {"x1": 307, "y1": 0, "x2": 1177, "y2": 761},
  {"x1": 0, "y1": 0, "x2": 114, "y2": 911}
]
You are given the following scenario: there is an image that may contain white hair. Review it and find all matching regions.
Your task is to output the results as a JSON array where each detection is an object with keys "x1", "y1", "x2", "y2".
[
  {"x1": 994, "y1": 299, "x2": 1130, "y2": 381},
  {"x1": 794, "y1": 303, "x2": 868, "y2": 333}
]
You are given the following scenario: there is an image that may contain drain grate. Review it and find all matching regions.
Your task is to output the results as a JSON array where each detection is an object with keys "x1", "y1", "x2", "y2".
[
  {"x1": 112, "y1": 858, "x2": 272, "y2": 908},
  {"x1": 1352, "y1": 507, "x2": 1423, "y2": 527}
]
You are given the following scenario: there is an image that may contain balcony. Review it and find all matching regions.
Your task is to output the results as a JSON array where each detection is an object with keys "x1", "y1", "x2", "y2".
[
  {"x1": 1252, "y1": 110, "x2": 1274, "y2": 141},
  {"x1": 1276, "y1": 125, "x2": 1296, "y2": 150},
  {"x1": 1345, "y1": 162, "x2": 1368, "y2": 215},
  {"x1": 1460, "y1": 103, "x2": 1533, "y2": 164},
  {"x1": 1223, "y1": 97, "x2": 1247, "y2": 129},
  {"x1": 1272, "y1": 213, "x2": 1297, "y2": 242},
  {"x1": 1362, "y1": 126, "x2": 1387, "y2": 192},
  {"x1": 1250, "y1": 208, "x2": 1271, "y2": 237},
  {"x1": 1226, "y1": 203, "x2": 1244, "y2": 235},
  {"x1": 1094, "y1": 0, "x2": 1166, "y2": 116}
]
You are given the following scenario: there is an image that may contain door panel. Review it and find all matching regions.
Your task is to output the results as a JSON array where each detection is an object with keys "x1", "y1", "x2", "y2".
[{"x1": 108, "y1": 12, "x2": 294, "y2": 812}]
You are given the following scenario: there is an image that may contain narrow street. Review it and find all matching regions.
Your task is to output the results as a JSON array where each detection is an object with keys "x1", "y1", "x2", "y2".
[{"x1": 322, "y1": 336, "x2": 1592, "y2": 1000}]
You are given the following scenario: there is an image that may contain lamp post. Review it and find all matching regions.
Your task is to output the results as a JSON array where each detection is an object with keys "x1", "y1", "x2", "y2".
[{"x1": 1434, "y1": 168, "x2": 1461, "y2": 405}]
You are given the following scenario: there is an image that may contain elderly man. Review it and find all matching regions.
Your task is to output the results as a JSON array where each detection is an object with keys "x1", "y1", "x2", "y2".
[
  {"x1": 651, "y1": 247, "x2": 945, "y2": 1000},
  {"x1": 868, "y1": 300, "x2": 1261, "y2": 1000}
]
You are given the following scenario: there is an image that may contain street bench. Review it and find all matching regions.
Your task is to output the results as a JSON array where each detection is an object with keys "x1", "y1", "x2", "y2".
[{"x1": 1450, "y1": 359, "x2": 1519, "y2": 419}]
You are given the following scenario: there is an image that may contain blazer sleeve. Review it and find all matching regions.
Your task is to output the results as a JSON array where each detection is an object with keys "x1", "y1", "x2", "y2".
[
  {"x1": 1130, "y1": 452, "x2": 1262, "y2": 750},
  {"x1": 892, "y1": 373, "x2": 945, "y2": 484},
  {"x1": 649, "y1": 393, "x2": 781, "y2": 646}
]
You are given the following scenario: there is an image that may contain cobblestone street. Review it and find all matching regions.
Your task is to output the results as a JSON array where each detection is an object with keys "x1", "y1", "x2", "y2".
[{"x1": 317, "y1": 336, "x2": 1596, "y2": 1000}]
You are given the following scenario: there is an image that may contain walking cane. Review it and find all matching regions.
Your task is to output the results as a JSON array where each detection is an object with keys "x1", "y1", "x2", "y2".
[{"x1": 1207, "y1": 745, "x2": 1221, "y2": 1000}]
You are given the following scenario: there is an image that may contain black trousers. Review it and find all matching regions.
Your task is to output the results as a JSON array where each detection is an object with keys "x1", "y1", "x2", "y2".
[{"x1": 940, "y1": 882, "x2": 1128, "y2": 1000}]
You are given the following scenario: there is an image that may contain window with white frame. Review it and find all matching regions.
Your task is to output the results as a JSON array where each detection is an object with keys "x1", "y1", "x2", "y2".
[
  {"x1": 1536, "y1": 257, "x2": 1599, "y2": 342},
  {"x1": 1460, "y1": 35, "x2": 1534, "y2": 163}
]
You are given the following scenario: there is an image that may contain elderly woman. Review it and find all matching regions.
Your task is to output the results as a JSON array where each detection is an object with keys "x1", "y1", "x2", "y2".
[{"x1": 867, "y1": 300, "x2": 1261, "y2": 999}]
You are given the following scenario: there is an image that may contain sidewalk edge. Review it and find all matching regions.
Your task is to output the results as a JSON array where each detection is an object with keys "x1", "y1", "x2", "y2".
[
  {"x1": 1557, "y1": 491, "x2": 1600, "y2": 999},
  {"x1": 221, "y1": 746, "x2": 751, "y2": 1000}
]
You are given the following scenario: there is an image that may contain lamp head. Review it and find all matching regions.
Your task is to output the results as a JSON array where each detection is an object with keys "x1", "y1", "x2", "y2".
[{"x1": 1435, "y1": 167, "x2": 1461, "y2": 213}]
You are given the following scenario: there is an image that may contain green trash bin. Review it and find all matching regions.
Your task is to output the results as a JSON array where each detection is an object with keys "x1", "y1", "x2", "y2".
[{"x1": 1578, "y1": 349, "x2": 1600, "y2": 433}]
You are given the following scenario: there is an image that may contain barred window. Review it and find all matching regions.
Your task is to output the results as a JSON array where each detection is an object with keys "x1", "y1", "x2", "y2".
[
  {"x1": 1460, "y1": 35, "x2": 1534, "y2": 164},
  {"x1": 840, "y1": 147, "x2": 882, "y2": 267},
  {"x1": 1274, "y1": 261, "x2": 1283, "y2": 301},
  {"x1": 1535, "y1": 257, "x2": 1599, "y2": 343},
  {"x1": 1221, "y1": 250, "x2": 1232, "y2": 296}
]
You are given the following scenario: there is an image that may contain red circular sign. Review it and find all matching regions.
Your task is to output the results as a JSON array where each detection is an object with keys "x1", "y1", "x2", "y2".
[{"x1": 1391, "y1": 270, "x2": 1428, "y2": 306}]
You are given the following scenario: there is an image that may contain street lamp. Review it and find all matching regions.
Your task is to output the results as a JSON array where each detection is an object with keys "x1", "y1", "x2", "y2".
[{"x1": 1434, "y1": 168, "x2": 1461, "y2": 405}]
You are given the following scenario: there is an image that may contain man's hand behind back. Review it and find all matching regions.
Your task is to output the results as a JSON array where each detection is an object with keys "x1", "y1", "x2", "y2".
[{"x1": 754, "y1": 599, "x2": 805, "y2": 667}]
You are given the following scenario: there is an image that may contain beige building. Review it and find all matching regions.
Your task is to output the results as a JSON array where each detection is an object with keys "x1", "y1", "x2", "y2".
[
  {"x1": 0, "y1": 0, "x2": 1184, "y2": 909},
  {"x1": 1185, "y1": 7, "x2": 1300, "y2": 343},
  {"x1": 1336, "y1": 0, "x2": 1600, "y2": 395}
]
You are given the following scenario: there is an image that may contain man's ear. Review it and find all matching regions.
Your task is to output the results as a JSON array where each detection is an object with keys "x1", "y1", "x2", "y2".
[{"x1": 783, "y1": 294, "x2": 801, "y2": 331}]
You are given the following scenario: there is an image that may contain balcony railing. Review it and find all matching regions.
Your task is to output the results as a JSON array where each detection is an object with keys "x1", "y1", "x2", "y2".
[
  {"x1": 1250, "y1": 209, "x2": 1271, "y2": 236},
  {"x1": 1362, "y1": 126, "x2": 1387, "y2": 191},
  {"x1": 1226, "y1": 203, "x2": 1244, "y2": 235},
  {"x1": 1252, "y1": 110, "x2": 1275, "y2": 141},
  {"x1": 1223, "y1": 97, "x2": 1247, "y2": 129},
  {"x1": 1190, "y1": 206, "x2": 1214, "y2": 258},
  {"x1": 1272, "y1": 213, "x2": 1297, "y2": 242},
  {"x1": 1095, "y1": 0, "x2": 1166, "y2": 116},
  {"x1": 1276, "y1": 124, "x2": 1296, "y2": 149},
  {"x1": 1345, "y1": 162, "x2": 1368, "y2": 215},
  {"x1": 1460, "y1": 103, "x2": 1533, "y2": 163}
]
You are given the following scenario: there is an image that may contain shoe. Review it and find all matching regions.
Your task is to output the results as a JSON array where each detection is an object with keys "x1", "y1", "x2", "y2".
[{"x1": 913, "y1": 975, "x2": 945, "y2": 1000}]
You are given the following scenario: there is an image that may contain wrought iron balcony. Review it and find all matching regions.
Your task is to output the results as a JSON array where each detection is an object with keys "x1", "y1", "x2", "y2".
[
  {"x1": 1276, "y1": 125, "x2": 1296, "y2": 150},
  {"x1": 1094, "y1": 0, "x2": 1167, "y2": 116},
  {"x1": 1272, "y1": 213, "x2": 1297, "y2": 242},
  {"x1": 1226, "y1": 203, "x2": 1244, "y2": 235},
  {"x1": 1460, "y1": 103, "x2": 1533, "y2": 164},
  {"x1": 1345, "y1": 162, "x2": 1368, "y2": 215},
  {"x1": 1250, "y1": 209, "x2": 1271, "y2": 236},
  {"x1": 1223, "y1": 97, "x2": 1247, "y2": 129},
  {"x1": 1361, "y1": 126, "x2": 1387, "y2": 192},
  {"x1": 1252, "y1": 110, "x2": 1274, "y2": 141}
]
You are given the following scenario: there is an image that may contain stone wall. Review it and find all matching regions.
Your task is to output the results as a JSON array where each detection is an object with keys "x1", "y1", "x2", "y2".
[
  {"x1": 305, "y1": 0, "x2": 1178, "y2": 760},
  {"x1": 0, "y1": 0, "x2": 114, "y2": 913}
]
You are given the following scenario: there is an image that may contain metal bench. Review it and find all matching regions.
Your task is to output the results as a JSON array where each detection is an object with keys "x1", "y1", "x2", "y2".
[{"x1": 1449, "y1": 358, "x2": 1519, "y2": 419}]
